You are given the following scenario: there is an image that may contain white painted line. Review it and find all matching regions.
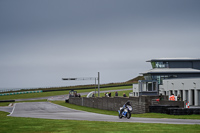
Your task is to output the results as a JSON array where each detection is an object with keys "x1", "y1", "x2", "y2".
[{"x1": 7, "y1": 103, "x2": 16, "y2": 116}]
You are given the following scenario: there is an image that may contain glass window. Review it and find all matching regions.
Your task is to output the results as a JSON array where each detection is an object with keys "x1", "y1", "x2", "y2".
[
  {"x1": 147, "y1": 82, "x2": 152, "y2": 91},
  {"x1": 144, "y1": 75, "x2": 152, "y2": 80},
  {"x1": 152, "y1": 61, "x2": 169, "y2": 68},
  {"x1": 153, "y1": 82, "x2": 157, "y2": 91},
  {"x1": 169, "y1": 75, "x2": 177, "y2": 78},
  {"x1": 165, "y1": 62, "x2": 169, "y2": 68}
]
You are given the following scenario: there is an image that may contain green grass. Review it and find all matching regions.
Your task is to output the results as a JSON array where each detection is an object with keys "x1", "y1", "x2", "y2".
[
  {"x1": 52, "y1": 101, "x2": 200, "y2": 120},
  {"x1": 1, "y1": 111, "x2": 200, "y2": 133},
  {"x1": 0, "y1": 86, "x2": 132, "y2": 100},
  {"x1": 82, "y1": 89, "x2": 132, "y2": 97}
]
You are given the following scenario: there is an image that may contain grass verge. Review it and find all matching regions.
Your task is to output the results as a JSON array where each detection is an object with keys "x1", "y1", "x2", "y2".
[
  {"x1": 82, "y1": 89, "x2": 133, "y2": 97},
  {"x1": 1, "y1": 111, "x2": 200, "y2": 133},
  {"x1": 52, "y1": 101, "x2": 200, "y2": 119}
]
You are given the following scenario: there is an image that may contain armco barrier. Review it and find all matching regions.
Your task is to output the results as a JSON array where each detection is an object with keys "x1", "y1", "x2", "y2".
[{"x1": 0, "y1": 90, "x2": 43, "y2": 96}]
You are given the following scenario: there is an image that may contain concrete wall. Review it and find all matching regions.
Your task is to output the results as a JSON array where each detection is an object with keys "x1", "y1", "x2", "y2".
[{"x1": 69, "y1": 96, "x2": 183, "y2": 113}]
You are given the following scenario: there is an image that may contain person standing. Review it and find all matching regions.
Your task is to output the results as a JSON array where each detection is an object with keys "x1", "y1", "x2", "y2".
[
  {"x1": 123, "y1": 93, "x2": 127, "y2": 97},
  {"x1": 115, "y1": 91, "x2": 118, "y2": 96},
  {"x1": 177, "y1": 94, "x2": 181, "y2": 101},
  {"x1": 169, "y1": 94, "x2": 175, "y2": 101},
  {"x1": 108, "y1": 92, "x2": 111, "y2": 97},
  {"x1": 159, "y1": 93, "x2": 163, "y2": 101}
]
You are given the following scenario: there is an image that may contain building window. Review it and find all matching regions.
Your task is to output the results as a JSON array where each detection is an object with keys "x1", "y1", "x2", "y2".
[
  {"x1": 151, "y1": 61, "x2": 169, "y2": 68},
  {"x1": 152, "y1": 75, "x2": 168, "y2": 85},
  {"x1": 169, "y1": 75, "x2": 177, "y2": 78}
]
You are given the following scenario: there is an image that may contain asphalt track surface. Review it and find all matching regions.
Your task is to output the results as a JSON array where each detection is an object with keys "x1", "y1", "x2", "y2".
[{"x1": 3, "y1": 102, "x2": 200, "y2": 125}]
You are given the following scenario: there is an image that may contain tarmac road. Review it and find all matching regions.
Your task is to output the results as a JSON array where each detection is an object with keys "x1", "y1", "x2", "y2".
[{"x1": 6, "y1": 102, "x2": 200, "y2": 125}]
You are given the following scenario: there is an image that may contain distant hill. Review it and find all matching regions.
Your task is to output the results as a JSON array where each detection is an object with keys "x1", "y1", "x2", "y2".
[
  {"x1": 1, "y1": 76, "x2": 144, "y2": 93},
  {"x1": 124, "y1": 76, "x2": 144, "y2": 83}
]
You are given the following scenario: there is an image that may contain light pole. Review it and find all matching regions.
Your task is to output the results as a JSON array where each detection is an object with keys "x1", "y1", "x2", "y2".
[
  {"x1": 98, "y1": 72, "x2": 100, "y2": 97},
  {"x1": 62, "y1": 72, "x2": 100, "y2": 97}
]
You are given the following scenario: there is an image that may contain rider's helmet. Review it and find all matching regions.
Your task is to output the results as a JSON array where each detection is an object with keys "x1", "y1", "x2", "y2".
[{"x1": 125, "y1": 101, "x2": 131, "y2": 106}]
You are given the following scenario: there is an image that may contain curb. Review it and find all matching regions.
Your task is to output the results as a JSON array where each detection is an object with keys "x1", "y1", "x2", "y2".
[{"x1": 0, "y1": 90, "x2": 43, "y2": 96}]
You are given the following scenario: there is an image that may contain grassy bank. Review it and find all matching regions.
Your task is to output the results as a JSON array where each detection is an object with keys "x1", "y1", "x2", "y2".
[
  {"x1": 0, "y1": 86, "x2": 132, "y2": 100},
  {"x1": 1, "y1": 111, "x2": 200, "y2": 133}
]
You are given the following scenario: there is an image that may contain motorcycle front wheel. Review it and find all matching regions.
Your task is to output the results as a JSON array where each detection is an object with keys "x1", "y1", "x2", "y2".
[
  {"x1": 119, "y1": 113, "x2": 123, "y2": 119},
  {"x1": 126, "y1": 112, "x2": 131, "y2": 119}
]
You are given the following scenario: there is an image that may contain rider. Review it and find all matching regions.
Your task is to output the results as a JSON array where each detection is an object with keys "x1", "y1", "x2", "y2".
[{"x1": 120, "y1": 101, "x2": 131, "y2": 115}]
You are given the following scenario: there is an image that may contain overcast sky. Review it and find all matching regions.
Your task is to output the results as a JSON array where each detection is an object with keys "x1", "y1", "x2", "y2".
[{"x1": 0, "y1": 0, "x2": 200, "y2": 89}]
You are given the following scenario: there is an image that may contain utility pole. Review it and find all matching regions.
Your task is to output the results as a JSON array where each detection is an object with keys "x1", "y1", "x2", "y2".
[{"x1": 98, "y1": 72, "x2": 100, "y2": 97}]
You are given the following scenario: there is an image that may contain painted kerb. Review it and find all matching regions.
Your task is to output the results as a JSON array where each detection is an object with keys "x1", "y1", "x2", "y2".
[{"x1": 0, "y1": 90, "x2": 43, "y2": 96}]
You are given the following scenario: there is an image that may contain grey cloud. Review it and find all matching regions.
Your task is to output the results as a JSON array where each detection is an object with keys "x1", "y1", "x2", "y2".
[{"x1": 0, "y1": 0, "x2": 200, "y2": 88}]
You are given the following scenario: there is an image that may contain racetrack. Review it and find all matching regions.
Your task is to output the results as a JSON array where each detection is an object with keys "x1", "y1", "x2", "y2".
[{"x1": 4, "y1": 102, "x2": 200, "y2": 125}]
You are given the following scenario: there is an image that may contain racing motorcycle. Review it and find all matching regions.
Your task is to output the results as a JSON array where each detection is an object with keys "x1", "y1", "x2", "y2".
[{"x1": 118, "y1": 101, "x2": 132, "y2": 119}]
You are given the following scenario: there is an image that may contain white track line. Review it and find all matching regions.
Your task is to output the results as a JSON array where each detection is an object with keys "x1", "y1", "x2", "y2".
[{"x1": 7, "y1": 103, "x2": 16, "y2": 116}]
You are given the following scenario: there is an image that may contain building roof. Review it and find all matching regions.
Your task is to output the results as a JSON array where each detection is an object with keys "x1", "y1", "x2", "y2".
[
  {"x1": 146, "y1": 58, "x2": 200, "y2": 62},
  {"x1": 140, "y1": 68, "x2": 200, "y2": 74}
]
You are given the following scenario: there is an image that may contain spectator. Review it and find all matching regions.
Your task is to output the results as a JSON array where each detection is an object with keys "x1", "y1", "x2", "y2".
[
  {"x1": 78, "y1": 94, "x2": 81, "y2": 97},
  {"x1": 115, "y1": 91, "x2": 118, "y2": 96},
  {"x1": 123, "y1": 93, "x2": 127, "y2": 97},
  {"x1": 92, "y1": 93, "x2": 94, "y2": 97},
  {"x1": 159, "y1": 93, "x2": 163, "y2": 101},
  {"x1": 74, "y1": 92, "x2": 78, "y2": 97},
  {"x1": 169, "y1": 94, "x2": 175, "y2": 101},
  {"x1": 108, "y1": 92, "x2": 111, "y2": 97},
  {"x1": 177, "y1": 94, "x2": 181, "y2": 101},
  {"x1": 106, "y1": 92, "x2": 109, "y2": 97}
]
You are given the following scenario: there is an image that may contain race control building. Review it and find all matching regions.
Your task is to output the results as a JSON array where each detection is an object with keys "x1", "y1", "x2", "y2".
[{"x1": 132, "y1": 58, "x2": 200, "y2": 106}]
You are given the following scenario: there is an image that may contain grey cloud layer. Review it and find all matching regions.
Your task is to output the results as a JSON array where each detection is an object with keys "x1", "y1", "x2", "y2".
[{"x1": 0, "y1": 0, "x2": 200, "y2": 88}]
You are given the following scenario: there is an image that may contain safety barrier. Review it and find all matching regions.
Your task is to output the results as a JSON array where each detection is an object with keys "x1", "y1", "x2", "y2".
[
  {"x1": 0, "y1": 90, "x2": 43, "y2": 96},
  {"x1": 149, "y1": 105, "x2": 200, "y2": 115},
  {"x1": 0, "y1": 100, "x2": 15, "y2": 103},
  {"x1": 167, "y1": 108, "x2": 200, "y2": 115}
]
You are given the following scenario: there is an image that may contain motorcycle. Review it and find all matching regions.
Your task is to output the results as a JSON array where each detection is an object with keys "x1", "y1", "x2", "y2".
[{"x1": 118, "y1": 102, "x2": 132, "y2": 119}]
